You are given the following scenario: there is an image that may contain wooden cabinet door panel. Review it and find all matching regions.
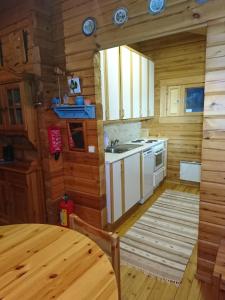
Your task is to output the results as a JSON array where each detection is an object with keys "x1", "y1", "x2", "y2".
[
  {"x1": 124, "y1": 153, "x2": 141, "y2": 212},
  {"x1": 0, "y1": 181, "x2": 9, "y2": 223},
  {"x1": 9, "y1": 184, "x2": 29, "y2": 223},
  {"x1": 167, "y1": 86, "x2": 181, "y2": 116},
  {"x1": 3, "y1": 83, "x2": 25, "y2": 131},
  {"x1": 0, "y1": 87, "x2": 7, "y2": 130}
]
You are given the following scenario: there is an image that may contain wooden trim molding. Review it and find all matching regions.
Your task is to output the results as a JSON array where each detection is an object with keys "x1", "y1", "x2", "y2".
[{"x1": 103, "y1": 116, "x2": 153, "y2": 125}]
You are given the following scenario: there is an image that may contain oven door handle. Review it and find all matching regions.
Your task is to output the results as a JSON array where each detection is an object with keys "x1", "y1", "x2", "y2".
[{"x1": 154, "y1": 149, "x2": 164, "y2": 155}]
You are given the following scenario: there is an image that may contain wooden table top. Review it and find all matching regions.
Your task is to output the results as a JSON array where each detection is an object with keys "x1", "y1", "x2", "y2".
[{"x1": 0, "y1": 224, "x2": 118, "y2": 300}]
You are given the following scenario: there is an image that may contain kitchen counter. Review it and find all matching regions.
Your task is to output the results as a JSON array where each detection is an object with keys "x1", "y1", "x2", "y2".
[{"x1": 105, "y1": 137, "x2": 168, "y2": 164}]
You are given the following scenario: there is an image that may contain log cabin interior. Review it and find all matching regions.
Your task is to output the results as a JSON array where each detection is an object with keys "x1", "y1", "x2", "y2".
[{"x1": 0, "y1": 0, "x2": 225, "y2": 299}]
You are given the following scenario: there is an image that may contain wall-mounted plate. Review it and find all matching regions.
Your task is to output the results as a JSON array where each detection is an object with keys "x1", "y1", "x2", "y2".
[
  {"x1": 82, "y1": 17, "x2": 97, "y2": 36},
  {"x1": 195, "y1": 0, "x2": 208, "y2": 3},
  {"x1": 113, "y1": 7, "x2": 128, "y2": 26},
  {"x1": 148, "y1": 0, "x2": 166, "y2": 15}
]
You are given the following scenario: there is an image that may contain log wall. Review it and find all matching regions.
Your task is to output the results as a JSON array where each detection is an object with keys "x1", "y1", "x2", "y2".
[
  {"x1": 197, "y1": 21, "x2": 225, "y2": 282},
  {"x1": 60, "y1": 0, "x2": 225, "y2": 278},
  {"x1": 1, "y1": 1, "x2": 225, "y2": 275}
]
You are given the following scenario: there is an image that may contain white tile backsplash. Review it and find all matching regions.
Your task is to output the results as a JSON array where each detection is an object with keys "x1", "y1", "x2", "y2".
[{"x1": 104, "y1": 122, "x2": 142, "y2": 146}]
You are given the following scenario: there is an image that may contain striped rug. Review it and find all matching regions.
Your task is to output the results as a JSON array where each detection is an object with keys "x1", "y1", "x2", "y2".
[{"x1": 120, "y1": 189, "x2": 199, "y2": 284}]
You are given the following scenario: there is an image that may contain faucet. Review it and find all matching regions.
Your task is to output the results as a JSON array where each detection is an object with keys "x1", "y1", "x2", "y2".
[{"x1": 110, "y1": 139, "x2": 119, "y2": 147}]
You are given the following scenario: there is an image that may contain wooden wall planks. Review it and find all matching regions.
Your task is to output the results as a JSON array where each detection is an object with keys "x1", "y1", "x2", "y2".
[
  {"x1": 131, "y1": 32, "x2": 206, "y2": 183},
  {"x1": 1, "y1": 0, "x2": 225, "y2": 268},
  {"x1": 197, "y1": 21, "x2": 225, "y2": 282},
  {"x1": 60, "y1": 0, "x2": 225, "y2": 278}
]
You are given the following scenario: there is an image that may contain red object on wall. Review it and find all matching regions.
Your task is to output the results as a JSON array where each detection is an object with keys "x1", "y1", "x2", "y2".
[
  {"x1": 59, "y1": 194, "x2": 74, "y2": 227},
  {"x1": 48, "y1": 126, "x2": 62, "y2": 159}
]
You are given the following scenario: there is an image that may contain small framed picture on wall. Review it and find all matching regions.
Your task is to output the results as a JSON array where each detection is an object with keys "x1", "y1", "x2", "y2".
[{"x1": 68, "y1": 77, "x2": 81, "y2": 94}]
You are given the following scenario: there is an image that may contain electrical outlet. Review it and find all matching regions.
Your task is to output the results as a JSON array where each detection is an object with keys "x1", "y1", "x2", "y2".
[{"x1": 88, "y1": 145, "x2": 95, "y2": 153}]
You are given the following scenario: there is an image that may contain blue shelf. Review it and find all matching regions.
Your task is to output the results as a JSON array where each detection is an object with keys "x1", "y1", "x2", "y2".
[{"x1": 53, "y1": 105, "x2": 96, "y2": 119}]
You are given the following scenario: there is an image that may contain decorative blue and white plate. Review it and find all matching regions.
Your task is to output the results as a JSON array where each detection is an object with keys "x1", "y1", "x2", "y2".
[
  {"x1": 148, "y1": 0, "x2": 166, "y2": 15},
  {"x1": 195, "y1": 0, "x2": 208, "y2": 4},
  {"x1": 82, "y1": 17, "x2": 97, "y2": 36},
  {"x1": 113, "y1": 7, "x2": 128, "y2": 26}
]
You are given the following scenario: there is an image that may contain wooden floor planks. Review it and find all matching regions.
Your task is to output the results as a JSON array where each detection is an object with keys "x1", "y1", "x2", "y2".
[{"x1": 116, "y1": 181, "x2": 213, "y2": 300}]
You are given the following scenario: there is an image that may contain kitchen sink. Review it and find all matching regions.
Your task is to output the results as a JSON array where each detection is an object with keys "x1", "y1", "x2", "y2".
[{"x1": 105, "y1": 144, "x2": 142, "y2": 153}]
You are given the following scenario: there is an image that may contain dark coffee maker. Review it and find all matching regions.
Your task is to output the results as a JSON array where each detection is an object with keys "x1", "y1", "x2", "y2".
[{"x1": 3, "y1": 145, "x2": 14, "y2": 161}]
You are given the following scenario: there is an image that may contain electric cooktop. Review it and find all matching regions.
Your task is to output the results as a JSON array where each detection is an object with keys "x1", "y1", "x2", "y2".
[{"x1": 131, "y1": 139, "x2": 158, "y2": 143}]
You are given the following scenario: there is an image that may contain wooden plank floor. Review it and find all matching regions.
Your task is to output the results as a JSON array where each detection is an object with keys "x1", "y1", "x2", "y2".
[{"x1": 115, "y1": 181, "x2": 214, "y2": 300}]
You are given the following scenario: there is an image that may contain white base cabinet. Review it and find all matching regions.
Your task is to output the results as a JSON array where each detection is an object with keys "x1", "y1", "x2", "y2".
[
  {"x1": 105, "y1": 152, "x2": 141, "y2": 224},
  {"x1": 105, "y1": 161, "x2": 122, "y2": 223},
  {"x1": 124, "y1": 153, "x2": 141, "y2": 212}
]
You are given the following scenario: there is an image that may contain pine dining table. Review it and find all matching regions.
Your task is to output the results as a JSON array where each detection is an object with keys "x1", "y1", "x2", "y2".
[{"x1": 0, "y1": 223, "x2": 118, "y2": 300}]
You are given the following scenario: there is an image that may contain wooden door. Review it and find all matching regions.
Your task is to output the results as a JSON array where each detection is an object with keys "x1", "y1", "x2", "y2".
[
  {"x1": 141, "y1": 56, "x2": 148, "y2": 117},
  {"x1": 3, "y1": 83, "x2": 25, "y2": 131},
  {"x1": 106, "y1": 47, "x2": 120, "y2": 120},
  {"x1": 120, "y1": 46, "x2": 131, "y2": 119},
  {"x1": 124, "y1": 153, "x2": 141, "y2": 212},
  {"x1": 132, "y1": 52, "x2": 141, "y2": 118},
  {"x1": 167, "y1": 85, "x2": 181, "y2": 116}
]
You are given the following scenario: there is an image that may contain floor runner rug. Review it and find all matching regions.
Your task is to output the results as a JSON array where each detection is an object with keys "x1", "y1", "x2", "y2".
[{"x1": 120, "y1": 189, "x2": 199, "y2": 284}]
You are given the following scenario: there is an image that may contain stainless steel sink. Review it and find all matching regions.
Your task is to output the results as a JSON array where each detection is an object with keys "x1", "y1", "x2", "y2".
[{"x1": 105, "y1": 144, "x2": 142, "y2": 154}]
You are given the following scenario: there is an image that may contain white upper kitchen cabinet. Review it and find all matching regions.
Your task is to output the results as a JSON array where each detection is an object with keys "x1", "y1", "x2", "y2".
[
  {"x1": 102, "y1": 47, "x2": 120, "y2": 120},
  {"x1": 100, "y1": 46, "x2": 154, "y2": 121},
  {"x1": 141, "y1": 56, "x2": 148, "y2": 117},
  {"x1": 149, "y1": 60, "x2": 155, "y2": 116},
  {"x1": 124, "y1": 152, "x2": 141, "y2": 212},
  {"x1": 132, "y1": 51, "x2": 141, "y2": 118},
  {"x1": 100, "y1": 50, "x2": 106, "y2": 121},
  {"x1": 120, "y1": 46, "x2": 131, "y2": 119}
]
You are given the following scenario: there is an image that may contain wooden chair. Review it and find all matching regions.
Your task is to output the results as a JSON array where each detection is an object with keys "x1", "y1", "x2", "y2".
[
  {"x1": 213, "y1": 239, "x2": 225, "y2": 300},
  {"x1": 69, "y1": 214, "x2": 121, "y2": 299}
]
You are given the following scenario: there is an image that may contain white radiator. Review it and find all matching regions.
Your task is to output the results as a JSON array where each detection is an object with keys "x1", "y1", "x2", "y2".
[{"x1": 180, "y1": 161, "x2": 201, "y2": 183}]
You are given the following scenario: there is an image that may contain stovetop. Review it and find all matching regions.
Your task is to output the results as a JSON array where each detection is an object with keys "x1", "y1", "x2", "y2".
[{"x1": 131, "y1": 139, "x2": 158, "y2": 144}]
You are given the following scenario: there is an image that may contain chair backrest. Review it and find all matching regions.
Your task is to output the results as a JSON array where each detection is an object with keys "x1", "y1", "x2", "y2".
[{"x1": 69, "y1": 214, "x2": 121, "y2": 299}]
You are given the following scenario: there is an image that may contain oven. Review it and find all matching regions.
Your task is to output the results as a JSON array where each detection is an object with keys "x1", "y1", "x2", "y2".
[
  {"x1": 153, "y1": 143, "x2": 165, "y2": 171},
  {"x1": 153, "y1": 142, "x2": 165, "y2": 188}
]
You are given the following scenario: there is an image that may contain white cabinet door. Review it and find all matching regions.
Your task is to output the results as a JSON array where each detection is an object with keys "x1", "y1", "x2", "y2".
[
  {"x1": 105, "y1": 161, "x2": 122, "y2": 223},
  {"x1": 106, "y1": 47, "x2": 120, "y2": 120},
  {"x1": 120, "y1": 46, "x2": 131, "y2": 119},
  {"x1": 132, "y1": 52, "x2": 141, "y2": 118},
  {"x1": 141, "y1": 56, "x2": 148, "y2": 117},
  {"x1": 100, "y1": 50, "x2": 106, "y2": 121},
  {"x1": 149, "y1": 60, "x2": 154, "y2": 117},
  {"x1": 124, "y1": 152, "x2": 141, "y2": 211}
]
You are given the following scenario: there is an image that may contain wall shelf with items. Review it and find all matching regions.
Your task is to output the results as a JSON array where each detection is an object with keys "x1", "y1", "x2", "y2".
[
  {"x1": 53, "y1": 105, "x2": 96, "y2": 119},
  {"x1": 67, "y1": 120, "x2": 87, "y2": 151}
]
